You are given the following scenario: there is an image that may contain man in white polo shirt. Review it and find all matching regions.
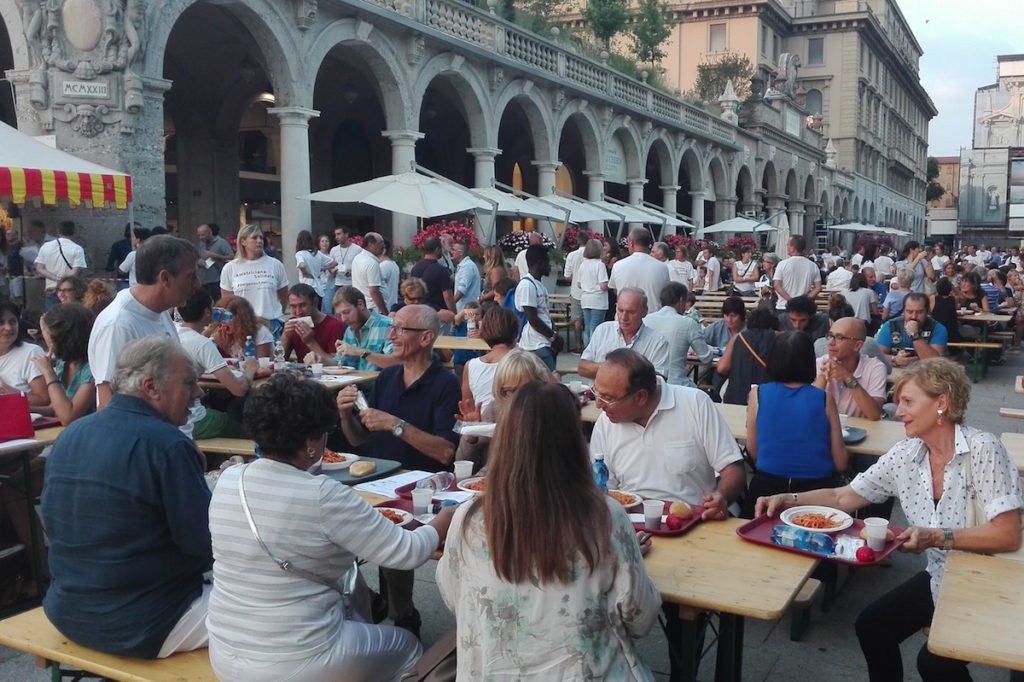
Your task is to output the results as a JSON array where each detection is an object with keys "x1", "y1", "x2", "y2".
[
  {"x1": 590, "y1": 348, "x2": 745, "y2": 518},
  {"x1": 773, "y1": 234, "x2": 822, "y2": 310},
  {"x1": 350, "y1": 232, "x2": 387, "y2": 313},
  {"x1": 578, "y1": 288, "x2": 669, "y2": 379},
  {"x1": 608, "y1": 227, "x2": 670, "y2": 313}
]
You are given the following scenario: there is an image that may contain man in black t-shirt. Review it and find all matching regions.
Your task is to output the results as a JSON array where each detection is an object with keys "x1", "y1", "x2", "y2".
[{"x1": 409, "y1": 236, "x2": 454, "y2": 312}]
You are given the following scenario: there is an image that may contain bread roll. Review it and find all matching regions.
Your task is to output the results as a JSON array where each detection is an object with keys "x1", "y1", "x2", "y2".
[
  {"x1": 668, "y1": 501, "x2": 692, "y2": 520},
  {"x1": 859, "y1": 527, "x2": 895, "y2": 542},
  {"x1": 349, "y1": 461, "x2": 377, "y2": 477}
]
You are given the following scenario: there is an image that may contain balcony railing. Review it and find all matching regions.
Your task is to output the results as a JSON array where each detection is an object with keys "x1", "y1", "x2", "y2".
[{"x1": 364, "y1": 0, "x2": 736, "y2": 144}]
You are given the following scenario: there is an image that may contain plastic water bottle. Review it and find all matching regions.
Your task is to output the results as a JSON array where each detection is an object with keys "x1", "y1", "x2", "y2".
[
  {"x1": 244, "y1": 335, "x2": 256, "y2": 358},
  {"x1": 592, "y1": 454, "x2": 609, "y2": 494},
  {"x1": 431, "y1": 499, "x2": 460, "y2": 514},
  {"x1": 415, "y1": 472, "x2": 456, "y2": 493},
  {"x1": 770, "y1": 524, "x2": 836, "y2": 556},
  {"x1": 466, "y1": 316, "x2": 477, "y2": 334},
  {"x1": 274, "y1": 341, "x2": 286, "y2": 365}
]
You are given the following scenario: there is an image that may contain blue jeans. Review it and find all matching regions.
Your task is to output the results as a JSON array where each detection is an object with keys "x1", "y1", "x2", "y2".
[
  {"x1": 322, "y1": 284, "x2": 337, "y2": 314},
  {"x1": 530, "y1": 346, "x2": 556, "y2": 371},
  {"x1": 582, "y1": 308, "x2": 605, "y2": 348}
]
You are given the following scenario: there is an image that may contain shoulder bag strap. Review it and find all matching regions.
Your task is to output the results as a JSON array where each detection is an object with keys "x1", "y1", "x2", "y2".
[
  {"x1": 737, "y1": 332, "x2": 767, "y2": 369},
  {"x1": 55, "y1": 238, "x2": 73, "y2": 270},
  {"x1": 237, "y1": 466, "x2": 346, "y2": 596}
]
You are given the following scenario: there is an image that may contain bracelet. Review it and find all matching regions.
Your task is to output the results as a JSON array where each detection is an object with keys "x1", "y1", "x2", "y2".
[{"x1": 46, "y1": 379, "x2": 61, "y2": 388}]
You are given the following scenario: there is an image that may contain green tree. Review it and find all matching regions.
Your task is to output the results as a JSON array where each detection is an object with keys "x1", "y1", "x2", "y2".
[
  {"x1": 630, "y1": 0, "x2": 673, "y2": 68},
  {"x1": 692, "y1": 52, "x2": 754, "y2": 104},
  {"x1": 583, "y1": 0, "x2": 628, "y2": 49},
  {"x1": 926, "y1": 156, "x2": 945, "y2": 202}
]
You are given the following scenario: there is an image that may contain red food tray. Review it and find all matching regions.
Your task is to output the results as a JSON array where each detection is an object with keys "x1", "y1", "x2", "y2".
[
  {"x1": 374, "y1": 499, "x2": 423, "y2": 530},
  {"x1": 630, "y1": 502, "x2": 704, "y2": 537},
  {"x1": 394, "y1": 478, "x2": 458, "y2": 500},
  {"x1": 736, "y1": 515, "x2": 904, "y2": 566}
]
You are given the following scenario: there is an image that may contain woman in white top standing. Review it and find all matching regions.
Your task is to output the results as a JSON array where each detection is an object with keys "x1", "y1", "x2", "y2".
[
  {"x1": 207, "y1": 374, "x2": 455, "y2": 682},
  {"x1": 295, "y1": 230, "x2": 335, "y2": 304},
  {"x1": 668, "y1": 245, "x2": 695, "y2": 285},
  {"x1": 731, "y1": 245, "x2": 760, "y2": 296},
  {"x1": 843, "y1": 272, "x2": 878, "y2": 324},
  {"x1": 220, "y1": 223, "x2": 290, "y2": 337},
  {"x1": 578, "y1": 239, "x2": 609, "y2": 347}
]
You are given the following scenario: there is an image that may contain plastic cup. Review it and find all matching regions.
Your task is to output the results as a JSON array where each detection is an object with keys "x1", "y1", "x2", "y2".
[
  {"x1": 258, "y1": 357, "x2": 271, "y2": 369},
  {"x1": 411, "y1": 488, "x2": 434, "y2": 516},
  {"x1": 863, "y1": 517, "x2": 888, "y2": 551},
  {"x1": 839, "y1": 413, "x2": 849, "y2": 430},
  {"x1": 568, "y1": 380, "x2": 583, "y2": 394},
  {"x1": 454, "y1": 460, "x2": 474, "y2": 481},
  {"x1": 311, "y1": 363, "x2": 323, "y2": 377},
  {"x1": 642, "y1": 500, "x2": 664, "y2": 531}
]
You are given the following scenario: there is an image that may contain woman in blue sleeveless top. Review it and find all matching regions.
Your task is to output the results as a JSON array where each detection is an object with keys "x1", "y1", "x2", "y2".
[{"x1": 741, "y1": 331, "x2": 848, "y2": 518}]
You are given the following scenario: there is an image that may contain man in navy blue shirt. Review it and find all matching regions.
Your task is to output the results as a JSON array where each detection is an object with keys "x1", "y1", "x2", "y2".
[
  {"x1": 42, "y1": 337, "x2": 211, "y2": 659},
  {"x1": 410, "y1": 237, "x2": 455, "y2": 313},
  {"x1": 338, "y1": 303, "x2": 459, "y2": 638}
]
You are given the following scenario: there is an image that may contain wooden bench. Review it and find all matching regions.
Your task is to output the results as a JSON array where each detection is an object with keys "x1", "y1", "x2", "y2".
[
  {"x1": 789, "y1": 578, "x2": 823, "y2": 642},
  {"x1": 1000, "y1": 408, "x2": 1024, "y2": 421},
  {"x1": 998, "y1": 433, "x2": 1024, "y2": 476},
  {"x1": 0, "y1": 607, "x2": 216, "y2": 681},
  {"x1": 947, "y1": 341, "x2": 1004, "y2": 382},
  {"x1": 195, "y1": 437, "x2": 256, "y2": 457},
  {"x1": 1016, "y1": 375, "x2": 1024, "y2": 395}
]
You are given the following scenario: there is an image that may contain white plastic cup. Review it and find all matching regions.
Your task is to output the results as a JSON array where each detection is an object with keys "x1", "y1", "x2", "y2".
[
  {"x1": 863, "y1": 517, "x2": 889, "y2": 551},
  {"x1": 311, "y1": 363, "x2": 324, "y2": 377},
  {"x1": 258, "y1": 357, "x2": 271, "y2": 369},
  {"x1": 454, "y1": 460, "x2": 474, "y2": 481},
  {"x1": 642, "y1": 500, "x2": 664, "y2": 531},
  {"x1": 411, "y1": 488, "x2": 433, "y2": 516},
  {"x1": 839, "y1": 413, "x2": 849, "y2": 430},
  {"x1": 568, "y1": 380, "x2": 583, "y2": 394}
]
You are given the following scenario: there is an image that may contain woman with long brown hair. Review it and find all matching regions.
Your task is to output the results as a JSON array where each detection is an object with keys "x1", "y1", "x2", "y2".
[{"x1": 437, "y1": 381, "x2": 660, "y2": 679}]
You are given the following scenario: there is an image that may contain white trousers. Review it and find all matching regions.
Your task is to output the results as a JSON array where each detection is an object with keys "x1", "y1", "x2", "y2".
[
  {"x1": 157, "y1": 583, "x2": 212, "y2": 658},
  {"x1": 209, "y1": 621, "x2": 422, "y2": 682}
]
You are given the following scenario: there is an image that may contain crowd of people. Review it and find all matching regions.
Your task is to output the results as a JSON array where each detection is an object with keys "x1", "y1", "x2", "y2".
[{"x1": 1, "y1": 219, "x2": 1022, "y2": 682}]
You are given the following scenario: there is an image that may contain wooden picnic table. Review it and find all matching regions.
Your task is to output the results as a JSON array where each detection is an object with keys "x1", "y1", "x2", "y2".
[
  {"x1": 199, "y1": 370, "x2": 378, "y2": 392},
  {"x1": 432, "y1": 335, "x2": 490, "y2": 351},
  {"x1": 998, "y1": 433, "x2": 1024, "y2": 475},
  {"x1": 928, "y1": 552, "x2": 1024, "y2": 680},
  {"x1": 644, "y1": 518, "x2": 817, "y2": 681},
  {"x1": 581, "y1": 402, "x2": 906, "y2": 457}
]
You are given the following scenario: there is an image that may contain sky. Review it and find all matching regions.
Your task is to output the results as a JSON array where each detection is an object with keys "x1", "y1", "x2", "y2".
[{"x1": 896, "y1": 0, "x2": 1021, "y2": 157}]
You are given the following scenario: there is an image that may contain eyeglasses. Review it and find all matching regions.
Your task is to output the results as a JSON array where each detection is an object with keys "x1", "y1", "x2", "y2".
[
  {"x1": 56, "y1": 287, "x2": 75, "y2": 293},
  {"x1": 592, "y1": 388, "x2": 636, "y2": 408},
  {"x1": 390, "y1": 325, "x2": 428, "y2": 335},
  {"x1": 826, "y1": 332, "x2": 864, "y2": 343}
]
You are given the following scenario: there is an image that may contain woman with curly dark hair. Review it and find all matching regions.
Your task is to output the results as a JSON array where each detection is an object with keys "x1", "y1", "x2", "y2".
[
  {"x1": 212, "y1": 295, "x2": 273, "y2": 359},
  {"x1": 206, "y1": 374, "x2": 455, "y2": 682},
  {"x1": 32, "y1": 303, "x2": 95, "y2": 425}
]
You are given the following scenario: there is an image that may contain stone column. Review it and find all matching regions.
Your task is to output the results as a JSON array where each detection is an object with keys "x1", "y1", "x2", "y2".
[
  {"x1": 269, "y1": 106, "x2": 319, "y2": 285},
  {"x1": 715, "y1": 198, "x2": 737, "y2": 225},
  {"x1": 787, "y1": 200, "x2": 805, "y2": 241},
  {"x1": 584, "y1": 170, "x2": 606, "y2": 236},
  {"x1": 660, "y1": 184, "x2": 680, "y2": 236},
  {"x1": 382, "y1": 129, "x2": 425, "y2": 246},
  {"x1": 689, "y1": 191, "x2": 705, "y2": 232},
  {"x1": 532, "y1": 160, "x2": 559, "y2": 196},
  {"x1": 467, "y1": 147, "x2": 501, "y2": 243},
  {"x1": 627, "y1": 178, "x2": 646, "y2": 233}
]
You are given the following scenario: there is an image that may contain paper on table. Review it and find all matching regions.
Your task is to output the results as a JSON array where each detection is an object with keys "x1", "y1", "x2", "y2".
[
  {"x1": 354, "y1": 470, "x2": 432, "y2": 498},
  {"x1": 318, "y1": 375, "x2": 364, "y2": 385},
  {"x1": 434, "y1": 491, "x2": 475, "y2": 504},
  {"x1": 0, "y1": 438, "x2": 41, "y2": 454}
]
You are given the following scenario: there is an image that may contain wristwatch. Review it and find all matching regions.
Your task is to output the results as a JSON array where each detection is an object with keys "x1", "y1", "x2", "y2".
[
  {"x1": 360, "y1": 349, "x2": 370, "y2": 360},
  {"x1": 942, "y1": 527, "x2": 955, "y2": 550},
  {"x1": 844, "y1": 376, "x2": 859, "y2": 389},
  {"x1": 392, "y1": 419, "x2": 406, "y2": 438}
]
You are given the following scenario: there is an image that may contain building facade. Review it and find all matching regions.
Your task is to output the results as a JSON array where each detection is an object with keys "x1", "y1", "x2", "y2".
[{"x1": 2, "y1": 0, "x2": 864, "y2": 276}]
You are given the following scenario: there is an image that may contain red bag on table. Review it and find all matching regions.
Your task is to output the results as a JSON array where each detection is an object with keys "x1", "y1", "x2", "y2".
[{"x1": 0, "y1": 392, "x2": 35, "y2": 442}]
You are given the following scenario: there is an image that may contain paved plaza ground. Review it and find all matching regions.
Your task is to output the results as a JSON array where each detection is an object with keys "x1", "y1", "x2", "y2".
[{"x1": 1, "y1": 350, "x2": 1021, "y2": 681}]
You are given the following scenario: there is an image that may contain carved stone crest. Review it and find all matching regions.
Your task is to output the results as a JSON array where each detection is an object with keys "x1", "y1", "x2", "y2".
[
  {"x1": 295, "y1": 0, "x2": 317, "y2": 30},
  {"x1": 406, "y1": 33, "x2": 425, "y2": 66},
  {"x1": 489, "y1": 65, "x2": 504, "y2": 92},
  {"x1": 53, "y1": 102, "x2": 118, "y2": 136}
]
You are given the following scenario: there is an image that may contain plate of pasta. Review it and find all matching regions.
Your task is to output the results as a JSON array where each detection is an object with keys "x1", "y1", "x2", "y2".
[{"x1": 780, "y1": 505, "x2": 853, "y2": 533}]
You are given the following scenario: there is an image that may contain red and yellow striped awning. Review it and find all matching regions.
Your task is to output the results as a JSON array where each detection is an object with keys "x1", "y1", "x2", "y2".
[{"x1": 0, "y1": 166, "x2": 132, "y2": 209}]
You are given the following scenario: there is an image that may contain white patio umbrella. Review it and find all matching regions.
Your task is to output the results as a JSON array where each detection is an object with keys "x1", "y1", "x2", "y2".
[
  {"x1": 773, "y1": 212, "x2": 791, "y2": 259},
  {"x1": 521, "y1": 195, "x2": 624, "y2": 224},
  {"x1": 591, "y1": 200, "x2": 661, "y2": 225},
  {"x1": 470, "y1": 186, "x2": 567, "y2": 221},
  {"x1": 305, "y1": 171, "x2": 492, "y2": 218},
  {"x1": 697, "y1": 215, "x2": 779, "y2": 237}
]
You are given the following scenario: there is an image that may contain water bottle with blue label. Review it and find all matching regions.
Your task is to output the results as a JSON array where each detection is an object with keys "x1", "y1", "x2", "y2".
[
  {"x1": 416, "y1": 472, "x2": 455, "y2": 493},
  {"x1": 770, "y1": 524, "x2": 836, "y2": 556},
  {"x1": 244, "y1": 335, "x2": 256, "y2": 358},
  {"x1": 592, "y1": 453, "x2": 609, "y2": 494}
]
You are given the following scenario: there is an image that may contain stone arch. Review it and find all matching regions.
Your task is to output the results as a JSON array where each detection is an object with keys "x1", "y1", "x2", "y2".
[
  {"x1": 606, "y1": 116, "x2": 644, "y2": 181},
  {"x1": 677, "y1": 143, "x2": 705, "y2": 220},
  {"x1": 147, "y1": 0, "x2": 303, "y2": 106},
  {"x1": 557, "y1": 99, "x2": 602, "y2": 178},
  {"x1": 735, "y1": 164, "x2": 754, "y2": 210},
  {"x1": 784, "y1": 169, "x2": 799, "y2": 203},
  {"x1": 307, "y1": 18, "x2": 412, "y2": 131},
  {"x1": 761, "y1": 160, "x2": 778, "y2": 197},
  {"x1": 642, "y1": 133, "x2": 675, "y2": 208},
  {"x1": 411, "y1": 52, "x2": 492, "y2": 149},
  {"x1": 494, "y1": 80, "x2": 555, "y2": 163},
  {"x1": 0, "y1": 3, "x2": 28, "y2": 72},
  {"x1": 833, "y1": 195, "x2": 842, "y2": 221},
  {"x1": 707, "y1": 153, "x2": 728, "y2": 200}
]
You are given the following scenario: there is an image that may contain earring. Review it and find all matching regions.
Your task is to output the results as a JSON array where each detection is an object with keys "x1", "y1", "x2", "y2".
[
  {"x1": 937, "y1": 408, "x2": 944, "y2": 426},
  {"x1": 307, "y1": 447, "x2": 317, "y2": 458}
]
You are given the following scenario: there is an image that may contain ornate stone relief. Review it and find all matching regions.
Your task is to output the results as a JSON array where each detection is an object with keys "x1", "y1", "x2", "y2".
[
  {"x1": 406, "y1": 33, "x2": 425, "y2": 66},
  {"x1": 17, "y1": 0, "x2": 148, "y2": 135},
  {"x1": 295, "y1": 0, "x2": 317, "y2": 30},
  {"x1": 489, "y1": 65, "x2": 504, "y2": 92}
]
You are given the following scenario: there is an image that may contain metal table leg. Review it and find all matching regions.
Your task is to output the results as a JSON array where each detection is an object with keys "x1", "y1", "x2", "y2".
[
  {"x1": 715, "y1": 613, "x2": 745, "y2": 682},
  {"x1": 21, "y1": 449, "x2": 44, "y2": 598}
]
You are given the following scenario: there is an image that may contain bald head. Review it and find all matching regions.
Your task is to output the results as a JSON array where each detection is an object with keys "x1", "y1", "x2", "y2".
[{"x1": 828, "y1": 316, "x2": 866, "y2": 360}]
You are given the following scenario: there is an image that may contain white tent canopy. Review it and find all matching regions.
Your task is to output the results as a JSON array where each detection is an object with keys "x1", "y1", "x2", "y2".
[
  {"x1": 521, "y1": 195, "x2": 623, "y2": 224},
  {"x1": 469, "y1": 187, "x2": 567, "y2": 222},
  {"x1": 697, "y1": 215, "x2": 779, "y2": 236},
  {"x1": 304, "y1": 171, "x2": 493, "y2": 218}
]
